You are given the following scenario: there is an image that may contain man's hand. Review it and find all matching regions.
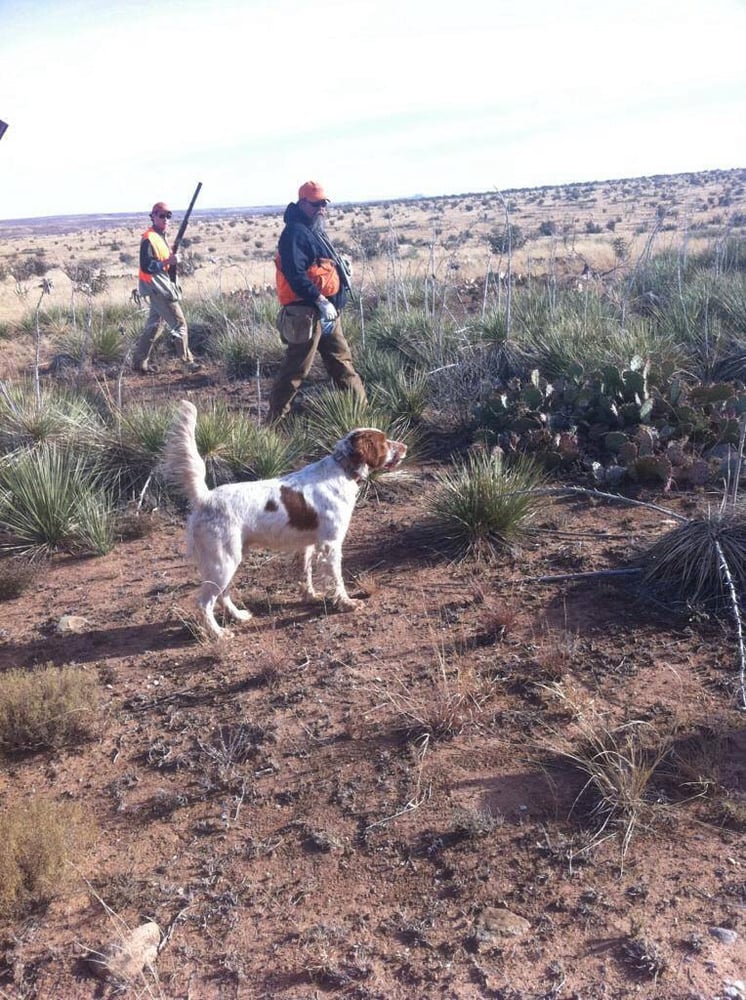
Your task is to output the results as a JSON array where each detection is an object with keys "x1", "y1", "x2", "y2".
[{"x1": 317, "y1": 297, "x2": 338, "y2": 322}]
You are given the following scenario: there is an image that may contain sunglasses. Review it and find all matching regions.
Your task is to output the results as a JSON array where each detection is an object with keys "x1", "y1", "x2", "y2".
[
  {"x1": 155, "y1": 211, "x2": 172, "y2": 220},
  {"x1": 307, "y1": 200, "x2": 328, "y2": 208}
]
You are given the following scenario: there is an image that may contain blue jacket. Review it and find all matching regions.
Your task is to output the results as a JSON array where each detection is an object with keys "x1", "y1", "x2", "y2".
[{"x1": 277, "y1": 202, "x2": 348, "y2": 311}]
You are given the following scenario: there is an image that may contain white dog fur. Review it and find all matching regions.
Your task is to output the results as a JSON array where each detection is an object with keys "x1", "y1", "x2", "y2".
[{"x1": 164, "y1": 400, "x2": 407, "y2": 638}]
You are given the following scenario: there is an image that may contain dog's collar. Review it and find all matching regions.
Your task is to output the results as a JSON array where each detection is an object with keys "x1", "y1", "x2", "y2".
[{"x1": 333, "y1": 451, "x2": 366, "y2": 483}]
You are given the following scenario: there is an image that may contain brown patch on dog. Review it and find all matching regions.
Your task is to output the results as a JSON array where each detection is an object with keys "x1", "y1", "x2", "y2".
[
  {"x1": 265, "y1": 498, "x2": 278, "y2": 512},
  {"x1": 280, "y1": 486, "x2": 319, "y2": 531},
  {"x1": 348, "y1": 430, "x2": 388, "y2": 471}
]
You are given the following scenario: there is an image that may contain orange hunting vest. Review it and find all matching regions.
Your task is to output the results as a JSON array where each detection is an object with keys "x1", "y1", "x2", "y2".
[
  {"x1": 275, "y1": 254, "x2": 340, "y2": 306},
  {"x1": 138, "y1": 228, "x2": 171, "y2": 284}
]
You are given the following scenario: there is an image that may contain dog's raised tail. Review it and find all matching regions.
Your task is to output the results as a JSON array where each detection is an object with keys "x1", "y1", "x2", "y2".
[{"x1": 163, "y1": 400, "x2": 210, "y2": 506}]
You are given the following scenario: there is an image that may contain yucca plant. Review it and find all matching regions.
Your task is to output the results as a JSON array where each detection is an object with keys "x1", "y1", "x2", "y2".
[
  {"x1": 237, "y1": 423, "x2": 306, "y2": 481},
  {"x1": 301, "y1": 387, "x2": 413, "y2": 459},
  {"x1": 212, "y1": 323, "x2": 283, "y2": 378},
  {"x1": 57, "y1": 323, "x2": 127, "y2": 366},
  {"x1": 0, "y1": 380, "x2": 105, "y2": 455},
  {"x1": 194, "y1": 401, "x2": 241, "y2": 487},
  {"x1": 0, "y1": 443, "x2": 115, "y2": 556},
  {"x1": 425, "y1": 448, "x2": 548, "y2": 559},
  {"x1": 639, "y1": 508, "x2": 746, "y2": 612},
  {"x1": 102, "y1": 401, "x2": 176, "y2": 498},
  {"x1": 371, "y1": 367, "x2": 430, "y2": 424}
]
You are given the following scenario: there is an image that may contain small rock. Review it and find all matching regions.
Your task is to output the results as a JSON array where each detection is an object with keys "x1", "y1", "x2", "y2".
[
  {"x1": 473, "y1": 906, "x2": 530, "y2": 947},
  {"x1": 709, "y1": 926, "x2": 739, "y2": 946},
  {"x1": 89, "y1": 920, "x2": 161, "y2": 983},
  {"x1": 57, "y1": 614, "x2": 89, "y2": 634}
]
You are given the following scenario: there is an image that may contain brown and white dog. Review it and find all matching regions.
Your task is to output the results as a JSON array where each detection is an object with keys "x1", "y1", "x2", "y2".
[{"x1": 164, "y1": 400, "x2": 407, "y2": 638}]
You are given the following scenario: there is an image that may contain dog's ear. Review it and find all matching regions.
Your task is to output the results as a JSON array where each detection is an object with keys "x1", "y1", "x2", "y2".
[{"x1": 346, "y1": 429, "x2": 388, "y2": 471}]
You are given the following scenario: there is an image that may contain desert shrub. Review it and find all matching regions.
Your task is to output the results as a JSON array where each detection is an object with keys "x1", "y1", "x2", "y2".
[
  {"x1": 425, "y1": 449, "x2": 548, "y2": 559},
  {"x1": 0, "y1": 443, "x2": 115, "y2": 555},
  {"x1": 487, "y1": 224, "x2": 526, "y2": 253},
  {"x1": 0, "y1": 664, "x2": 101, "y2": 753},
  {"x1": 0, "y1": 555, "x2": 45, "y2": 601},
  {"x1": 0, "y1": 798, "x2": 93, "y2": 919}
]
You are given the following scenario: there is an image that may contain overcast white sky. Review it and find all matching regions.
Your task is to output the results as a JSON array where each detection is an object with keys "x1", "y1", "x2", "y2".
[{"x1": 1, "y1": 0, "x2": 744, "y2": 219}]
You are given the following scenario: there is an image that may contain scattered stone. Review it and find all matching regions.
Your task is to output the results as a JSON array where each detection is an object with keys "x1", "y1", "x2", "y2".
[
  {"x1": 471, "y1": 906, "x2": 530, "y2": 950},
  {"x1": 709, "y1": 926, "x2": 739, "y2": 946},
  {"x1": 723, "y1": 982, "x2": 745, "y2": 1000},
  {"x1": 56, "y1": 614, "x2": 89, "y2": 634},
  {"x1": 88, "y1": 920, "x2": 161, "y2": 984}
]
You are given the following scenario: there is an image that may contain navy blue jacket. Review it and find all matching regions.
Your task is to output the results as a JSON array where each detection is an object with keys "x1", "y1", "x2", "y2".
[{"x1": 277, "y1": 202, "x2": 348, "y2": 311}]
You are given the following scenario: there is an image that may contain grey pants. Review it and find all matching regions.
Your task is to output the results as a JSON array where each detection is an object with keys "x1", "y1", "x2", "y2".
[
  {"x1": 267, "y1": 316, "x2": 366, "y2": 422},
  {"x1": 132, "y1": 293, "x2": 193, "y2": 370}
]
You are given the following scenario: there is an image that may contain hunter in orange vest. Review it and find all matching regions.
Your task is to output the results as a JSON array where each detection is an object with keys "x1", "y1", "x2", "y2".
[
  {"x1": 132, "y1": 201, "x2": 198, "y2": 374},
  {"x1": 267, "y1": 181, "x2": 366, "y2": 422}
]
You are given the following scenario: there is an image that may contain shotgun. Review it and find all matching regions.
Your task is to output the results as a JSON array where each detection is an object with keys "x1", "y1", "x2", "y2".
[
  {"x1": 316, "y1": 229, "x2": 355, "y2": 304},
  {"x1": 169, "y1": 181, "x2": 202, "y2": 282}
]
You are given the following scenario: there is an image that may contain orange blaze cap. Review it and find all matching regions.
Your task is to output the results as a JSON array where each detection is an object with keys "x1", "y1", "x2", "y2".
[{"x1": 151, "y1": 201, "x2": 170, "y2": 215}]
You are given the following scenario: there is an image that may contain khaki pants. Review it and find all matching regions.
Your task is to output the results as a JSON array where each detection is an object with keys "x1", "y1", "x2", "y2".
[
  {"x1": 132, "y1": 292, "x2": 193, "y2": 370},
  {"x1": 267, "y1": 315, "x2": 366, "y2": 422}
]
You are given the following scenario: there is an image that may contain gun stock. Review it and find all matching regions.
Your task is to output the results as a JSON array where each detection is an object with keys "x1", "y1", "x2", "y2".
[{"x1": 169, "y1": 181, "x2": 202, "y2": 282}]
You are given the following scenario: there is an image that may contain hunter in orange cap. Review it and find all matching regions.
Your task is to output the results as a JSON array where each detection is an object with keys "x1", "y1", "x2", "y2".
[
  {"x1": 267, "y1": 180, "x2": 364, "y2": 422},
  {"x1": 297, "y1": 181, "x2": 329, "y2": 204},
  {"x1": 132, "y1": 199, "x2": 198, "y2": 374}
]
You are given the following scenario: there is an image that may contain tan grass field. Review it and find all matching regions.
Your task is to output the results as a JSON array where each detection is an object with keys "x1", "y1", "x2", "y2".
[{"x1": 1, "y1": 168, "x2": 743, "y2": 327}]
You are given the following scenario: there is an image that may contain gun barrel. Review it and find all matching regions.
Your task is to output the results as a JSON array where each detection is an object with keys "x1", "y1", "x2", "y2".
[{"x1": 169, "y1": 181, "x2": 202, "y2": 281}]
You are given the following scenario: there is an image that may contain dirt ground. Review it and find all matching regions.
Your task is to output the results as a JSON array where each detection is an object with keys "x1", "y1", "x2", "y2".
[
  {"x1": 0, "y1": 351, "x2": 744, "y2": 1000},
  {"x1": 0, "y1": 173, "x2": 745, "y2": 998}
]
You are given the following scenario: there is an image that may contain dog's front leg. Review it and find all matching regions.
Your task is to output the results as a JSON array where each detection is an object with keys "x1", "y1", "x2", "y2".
[
  {"x1": 300, "y1": 545, "x2": 319, "y2": 601},
  {"x1": 324, "y1": 542, "x2": 363, "y2": 612}
]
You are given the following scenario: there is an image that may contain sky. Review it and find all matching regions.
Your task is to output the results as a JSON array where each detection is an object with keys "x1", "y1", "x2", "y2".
[{"x1": 1, "y1": 0, "x2": 745, "y2": 220}]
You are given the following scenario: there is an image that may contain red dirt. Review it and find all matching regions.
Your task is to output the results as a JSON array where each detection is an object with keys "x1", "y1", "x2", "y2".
[{"x1": 0, "y1": 359, "x2": 744, "y2": 1000}]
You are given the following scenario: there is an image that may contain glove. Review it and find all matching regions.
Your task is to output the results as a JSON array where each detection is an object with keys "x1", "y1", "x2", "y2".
[{"x1": 317, "y1": 297, "x2": 338, "y2": 323}]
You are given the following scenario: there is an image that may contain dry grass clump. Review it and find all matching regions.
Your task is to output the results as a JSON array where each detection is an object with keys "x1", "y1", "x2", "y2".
[
  {"x1": 541, "y1": 704, "x2": 674, "y2": 867},
  {"x1": 0, "y1": 798, "x2": 93, "y2": 919},
  {"x1": 367, "y1": 656, "x2": 491, "y2": 742},
  {"x1": 0, "y1": 664, "x2": 101, "y2": 753},
  {"x1": 639, "y1": 508, "x2": 746, "y2": 612},
  {"x1": 621, "y1": 926, "x2": 668, "y2": 980},
  {"x1": 0, "y1": 555, "x2": 45, "y2": 601}
]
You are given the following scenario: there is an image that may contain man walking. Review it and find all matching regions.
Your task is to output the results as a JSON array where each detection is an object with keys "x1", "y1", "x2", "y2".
[
  {"x1": 132, "y1": 200, "x2": 197, "y2": 373},
  {"x1": 267, "y1": 181, "x2": 366, "y2": 422}
]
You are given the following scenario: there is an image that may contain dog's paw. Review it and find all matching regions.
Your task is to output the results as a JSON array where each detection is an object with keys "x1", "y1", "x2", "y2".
[
  {"x1": 231, "y1": 609, "x2": 252, "y2": 622},
  {"x1": 336, "y1": 597, "x2": 365, "y2": 612}
]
